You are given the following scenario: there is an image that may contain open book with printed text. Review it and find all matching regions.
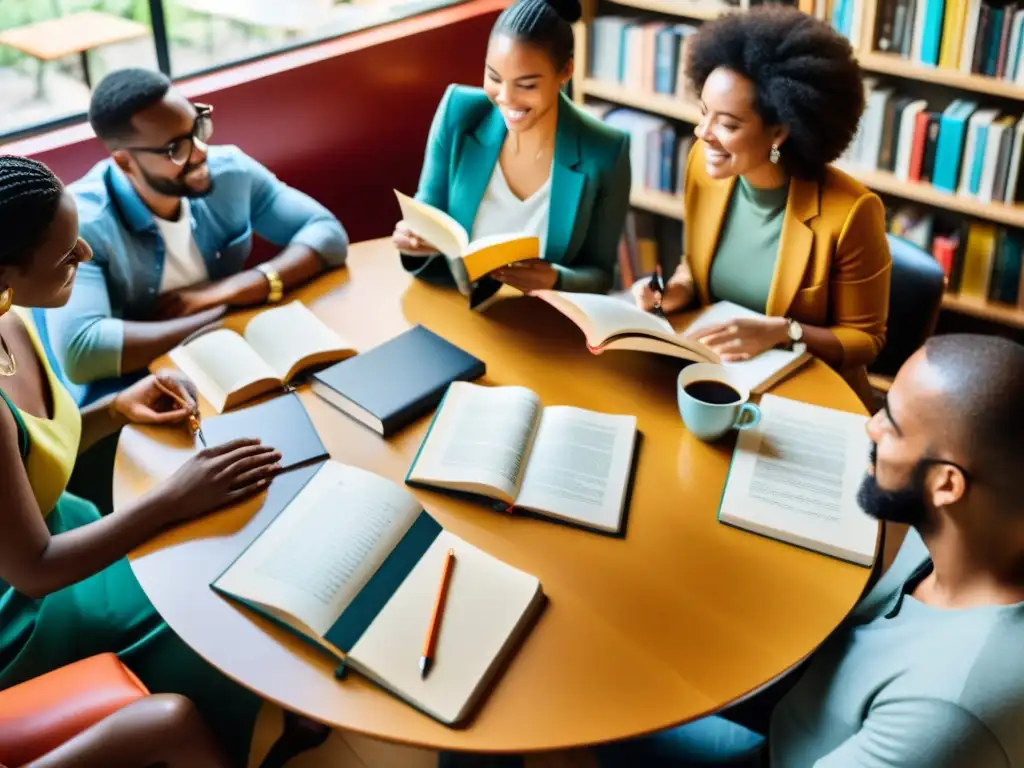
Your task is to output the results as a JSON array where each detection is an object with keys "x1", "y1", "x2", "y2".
[
  {"x1": 212, "y1": 461, "x2": 544, "y2": 726},
  {"x1": 718, "y1": 394, "x2": 879, "y2": 566},
  {"x1": 170, "y1": 301, "x2": 356, "y2": 412},
  {"x1": 406, "y1": 382, "x2": 638, "y2": 535},
  {"x1": 395, "y1": 191, "x2": 540, "y2": 291},
  {"x1": 533, "y1": 291, "x2": 811, "y2": 393}
]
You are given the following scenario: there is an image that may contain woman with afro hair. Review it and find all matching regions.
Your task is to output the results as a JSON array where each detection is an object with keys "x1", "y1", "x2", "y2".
[{"x1": 633, "y1": 6, "x2": 890, "y2": 405}]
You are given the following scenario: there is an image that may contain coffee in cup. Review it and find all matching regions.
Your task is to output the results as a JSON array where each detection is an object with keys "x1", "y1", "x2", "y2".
[{"x1": 677, "y1": 363, "x2": 760, "y2": 441}]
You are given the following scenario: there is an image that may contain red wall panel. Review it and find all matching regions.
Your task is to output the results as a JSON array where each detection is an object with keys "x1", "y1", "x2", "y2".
[{"x1": 1, "y1": 0, "x2": 502, "y2": 244}]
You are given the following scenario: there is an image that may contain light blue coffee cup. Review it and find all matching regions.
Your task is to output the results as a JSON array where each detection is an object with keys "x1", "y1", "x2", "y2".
[{"x1": 677, "y1": 363, "x2": 761, "y2": 442}]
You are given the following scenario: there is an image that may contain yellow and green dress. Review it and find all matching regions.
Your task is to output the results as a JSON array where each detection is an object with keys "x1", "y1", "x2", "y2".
[{"x1": 0, "y1": 310, "x2": 260, "y2": 764}]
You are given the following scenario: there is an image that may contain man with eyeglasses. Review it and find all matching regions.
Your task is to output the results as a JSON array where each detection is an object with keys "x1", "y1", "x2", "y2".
[
  {"x1": 596, "y1": 333, "x2": 1024, "y2": 767},
  {"x1": 46, "y1": 67, "x2": 348, "y2": 398}
]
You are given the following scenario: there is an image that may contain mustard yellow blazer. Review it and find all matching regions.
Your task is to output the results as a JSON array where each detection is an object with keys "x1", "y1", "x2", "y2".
[{"x1": 683, "y1": 141, "x2": 891, "y2": 397}]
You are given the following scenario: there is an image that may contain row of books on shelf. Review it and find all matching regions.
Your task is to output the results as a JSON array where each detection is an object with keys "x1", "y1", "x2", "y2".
[
  {"x1": 874, "y1": 0, "x2": 1024, "y2": 80},
  {"x1": 843, "y1": 80, "x2": 1024, "y2": 206},
  {"x1": 583, "y1": 103, "x2": 695, "y2": 196},
  {"x1": 890, "y1": 204, "x2": 1024, "y2": 307},
  {"x1": 588, "y1": 18, "x2": 698, "y2": 99}
]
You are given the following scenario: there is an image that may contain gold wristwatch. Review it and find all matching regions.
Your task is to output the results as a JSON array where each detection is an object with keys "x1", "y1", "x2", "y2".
[{"x1": 255, "y1": 263, "x2": 284, "y2": 303}]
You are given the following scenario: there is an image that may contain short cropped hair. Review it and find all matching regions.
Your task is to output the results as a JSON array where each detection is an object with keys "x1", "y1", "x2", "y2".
[
  {"x1": 89, "y1": 67, "x2": 172, "y2": 143},
  {"x1": 924, "y1": 334, "x2": 1024, "y2": 492},
  {"x1": 0, "y1": 155, "x2": 64, "y2": 268},
  {"x1": 686, "y1": 6, "x2": 865, "y2": 179}
]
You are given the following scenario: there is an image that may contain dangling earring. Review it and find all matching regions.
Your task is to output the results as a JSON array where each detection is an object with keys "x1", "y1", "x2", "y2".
[
  {"x1": 770, "y1": 143, "x2": 781, "y2": 164},
  {"x1": 0, "y1": 288, "x2": 15, "y2": 377}
]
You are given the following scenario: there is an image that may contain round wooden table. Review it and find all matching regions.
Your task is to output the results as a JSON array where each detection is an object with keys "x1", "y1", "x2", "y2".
[{"x1": 117, "y1": 238, "x2": 876, "y2": 753}]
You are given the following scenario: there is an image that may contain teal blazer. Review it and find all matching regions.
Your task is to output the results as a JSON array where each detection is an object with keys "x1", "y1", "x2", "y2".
[{"x1": 402, "y1": 84, "x2": 631, "y2": 293}]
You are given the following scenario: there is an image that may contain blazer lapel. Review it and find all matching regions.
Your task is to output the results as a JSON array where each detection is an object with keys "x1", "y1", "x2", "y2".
[
  {"x1": 765, "y1": 176, "x2": 819, "y2": 317},
  {"x1": 690, "y1": 172, "x2": 735, "y2": 305},
  {"x1": 450, "y1": 106, "x2": 506, "y2": 235},
  {"x1": 547, "y1": 93, "x2": 585, "y2": 262}
]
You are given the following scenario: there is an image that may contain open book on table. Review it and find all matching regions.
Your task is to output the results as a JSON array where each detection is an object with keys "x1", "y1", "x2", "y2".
[
  {"x1": 533, "y1": 291, "x2": 811, "y2": 394},
  {"x1": 406, "y1": 382, "x2": 639, "y2": 535},
  {"x1": 170, "y1": 301, "x2": 356, "y2": 412},
  {"x1": 211, "y1": 460, "x2": 544, "y2": 726},
  {"x1": 718, "y1": 394, "x2": 878, "y2": 566},
  {"x1": 395, "y1": 191, "x2": 540, "y2": 294}
]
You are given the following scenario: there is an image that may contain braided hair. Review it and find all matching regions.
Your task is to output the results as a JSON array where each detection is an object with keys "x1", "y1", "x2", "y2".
[
  {"x1": 492, "y1": 0, "x2": 582, "y2": 71},
  {"x1": 0, "y1": 155, "x2": 65, "y2": 268}
]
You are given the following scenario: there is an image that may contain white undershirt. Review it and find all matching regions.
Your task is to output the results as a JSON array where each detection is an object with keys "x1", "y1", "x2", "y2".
[
  {"x1": 154, "y1": 198, "x2": 208, "y2": 294},
  {"x1": 470, "y1": 161, "x2": 552, "y2": 255}
]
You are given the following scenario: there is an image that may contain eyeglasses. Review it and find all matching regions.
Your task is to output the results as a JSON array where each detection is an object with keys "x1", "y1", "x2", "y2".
[{"x1": 124, "y1": 103, "x2": 214, "y2": 166}]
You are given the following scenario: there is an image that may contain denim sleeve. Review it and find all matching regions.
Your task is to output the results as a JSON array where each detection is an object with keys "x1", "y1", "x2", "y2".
[
  {"x1": 47, "y1": 260, "x2": 124, "y2": 384},
  {"x1": 238, "y1": 150, "x2": 349, "y2": 267}
]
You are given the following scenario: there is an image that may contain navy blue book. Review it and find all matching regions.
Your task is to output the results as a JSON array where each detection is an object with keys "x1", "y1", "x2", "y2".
[
  {"x1": 197, "y1": 391, "x2": 327, "y2": 472},
  {"x1": 310, "y1": 325, "x2": 485, "y2": 437}
]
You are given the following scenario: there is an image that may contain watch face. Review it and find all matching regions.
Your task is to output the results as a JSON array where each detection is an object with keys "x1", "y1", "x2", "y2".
[{"x1": 789, "y1": 321, "x2": 803, "y2": 342}]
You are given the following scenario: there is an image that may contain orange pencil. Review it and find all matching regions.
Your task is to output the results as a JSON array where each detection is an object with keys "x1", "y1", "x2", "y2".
[{"x1": 421, "y1": 548, "x2": 456, "y2": 678}]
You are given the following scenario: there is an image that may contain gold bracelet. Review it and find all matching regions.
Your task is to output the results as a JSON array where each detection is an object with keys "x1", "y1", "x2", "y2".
[{"x1": 255, "y1": 263, "x2": 284, "y2": 304}]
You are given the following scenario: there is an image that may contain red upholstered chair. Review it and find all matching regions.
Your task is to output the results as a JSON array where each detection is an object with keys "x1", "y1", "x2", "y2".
[{"x1": 0, "y1": 654, "x2": 148, "y2": 768}]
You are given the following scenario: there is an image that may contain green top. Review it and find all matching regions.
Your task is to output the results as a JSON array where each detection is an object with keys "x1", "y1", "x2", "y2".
[{"x1": 708, "y1": 177, "x2": 789, "y2": 313}]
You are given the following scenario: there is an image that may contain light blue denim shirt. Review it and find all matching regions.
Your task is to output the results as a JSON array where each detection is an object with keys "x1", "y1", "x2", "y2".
[{"x1": 46, "y1": 144, "x2": 348, "y2": 385}]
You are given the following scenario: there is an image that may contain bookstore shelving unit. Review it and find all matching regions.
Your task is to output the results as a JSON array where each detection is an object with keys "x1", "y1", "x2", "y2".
[{"x1": 573, "y1": 0, "x2": 1024, "y2": 330}]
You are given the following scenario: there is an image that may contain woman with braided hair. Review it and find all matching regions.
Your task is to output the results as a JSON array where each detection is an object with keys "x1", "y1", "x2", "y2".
[{"x1": 0, "y1": 155, "x2": 278, "y2": 765}]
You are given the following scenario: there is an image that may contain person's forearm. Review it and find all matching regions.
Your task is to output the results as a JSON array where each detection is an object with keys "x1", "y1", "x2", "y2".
[
  {"x1": 799, "y1": 324, "x2": 845, "y2": 369},
  {"x1": 78, "y1": 394, "x2": 129, "y2": 454},
  {"x1": 22, "y1": 490, "x2": 168, "y2": 597},
  {"x1": 205, "y1": 245, "x2": 327, "y2": 308},
  {"x1": 120, "y1": 306, "x2": 225, "y2": 375}
]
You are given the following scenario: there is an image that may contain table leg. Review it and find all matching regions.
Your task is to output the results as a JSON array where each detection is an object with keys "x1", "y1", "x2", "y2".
[{"x1": 79, "y1": 49, "x2": 92, "y2": 90}]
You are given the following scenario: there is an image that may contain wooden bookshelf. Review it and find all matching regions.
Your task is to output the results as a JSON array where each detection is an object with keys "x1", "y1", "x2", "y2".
[
  {"x1": 942, "y1": 294, "x2": 1024, "y2": 329},
  {"x1": 858, "y1": 51, "x2": 1024, "y2": 101},
  {"x1": 631, "y1": 188, "x2": 684, "y2": 219},
  {"x1": 577, "y1": 0, "x2": 1024, "y2": 331},
  {"x1": 580, "y1": 78, "x2": 702, "y2": 122},
  {"x1": 603, "y1": 0, "x2": 730, "y2": 20},
  {"x1": 847, "y1": 168, "x2": 1024, "y2": 230}
]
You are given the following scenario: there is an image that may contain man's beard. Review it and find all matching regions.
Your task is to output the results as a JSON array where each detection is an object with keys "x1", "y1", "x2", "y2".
[
  {"x1": 138, "y1": 162, "x2": 213, "y2": 199},
  {"x1": 857, "y1": 444, "x2": 932, "y2": 530}
]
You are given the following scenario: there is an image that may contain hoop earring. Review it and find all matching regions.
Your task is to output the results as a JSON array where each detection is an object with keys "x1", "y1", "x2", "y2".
[
  {"x1": 0, "y1": 287, "x2": 12, "y2": 316},
  {"x1": 0, "y1": 287, "x2": 14, "y2": 376},
  {"x1": 770, "y1": 144, "x2": 781, "y2": 165}
]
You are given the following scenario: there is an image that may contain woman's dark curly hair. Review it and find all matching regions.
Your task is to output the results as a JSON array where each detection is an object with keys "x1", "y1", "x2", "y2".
[{"x1": 685, "y1": 6, "x2": 865, "y2": 180}]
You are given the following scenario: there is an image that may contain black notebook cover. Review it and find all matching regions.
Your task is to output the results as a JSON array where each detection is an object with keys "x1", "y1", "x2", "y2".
[
  {"x1": 311, "y1": 325, "x2": 486, "y2": 437},
  {"x1": 197, "y1": 391, "x2": 328, "y2": 472}
]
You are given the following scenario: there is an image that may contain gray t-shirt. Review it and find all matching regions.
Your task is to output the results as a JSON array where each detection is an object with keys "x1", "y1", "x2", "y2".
[{"x1": 771, "y1": 528, "x2": 1024, "y2": 767}]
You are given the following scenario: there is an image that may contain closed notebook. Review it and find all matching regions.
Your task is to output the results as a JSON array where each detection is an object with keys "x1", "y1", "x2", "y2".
[
  {"x1": 196, "y1": 392, "x2": 327, "y2": 472},
  {"x1": 311, "y1": 326, "x2": 486, "y2": 436},
  {"x1": 211, "y1": 461, "x2": 545, "y2": 726},
  {"x1": 718, "y1": 394, "x2": 878, "y2": 566}
]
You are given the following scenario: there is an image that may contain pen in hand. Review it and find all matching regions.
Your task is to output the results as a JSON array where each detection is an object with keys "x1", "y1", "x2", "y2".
[
  {"x1": 421, "y1": 548, "x2": 456, "y2": 679},
  {"x1": 154, "y1": 379, "x2": 207, "y2": 448},
  {"x1": 648, "y1": 265, "x2": 667, "y2": 319}
]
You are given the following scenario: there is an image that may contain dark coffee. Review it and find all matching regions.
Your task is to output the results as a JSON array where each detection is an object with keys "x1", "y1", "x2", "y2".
[{"x1": 684, "y1": 380, "x2": 742, "y2": 405}]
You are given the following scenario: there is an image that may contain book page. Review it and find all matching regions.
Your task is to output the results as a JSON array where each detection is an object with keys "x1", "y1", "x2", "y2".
[
  {"x1": 169, "y1": 329, "x2": 279, "y2": 412},
  {"x1": 408, "y1": 382, "x2": 541, "y2": 502},
  {"x1": 213, "y1": 462, "x2": 422, "y2": 636},
  {"x1": 516, "y1": 406, "x2": 637, "y2": 533},
  {"x1": 395, "y1": 191, "x2": 469, "y2": 258},
  {"x1": 350, "y1": 530, "x2": 543, "y2": 725},
  {"x1": 243, "y1": 301, "x2": 353, "y2": 383},
  {"x1": 683, "y1": 302, "x2": 810, "y2": 393},
  {"x1": 719, "y1": 394, "x2": 878, "y2": 565}
]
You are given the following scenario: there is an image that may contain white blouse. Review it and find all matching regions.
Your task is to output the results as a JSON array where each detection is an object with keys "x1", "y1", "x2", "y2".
[{"x1": 470, "y1": 161, "x2": 552, "y2": 256}]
